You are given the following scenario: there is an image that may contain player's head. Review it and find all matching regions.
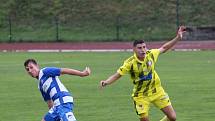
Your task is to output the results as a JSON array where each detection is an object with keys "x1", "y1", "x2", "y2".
[
  {"x1": 133, "y1": 40, "x2": 147, "y2": 59},
  {"x1": 24, "y1": 59, "x2": 40, "y2": 78}
]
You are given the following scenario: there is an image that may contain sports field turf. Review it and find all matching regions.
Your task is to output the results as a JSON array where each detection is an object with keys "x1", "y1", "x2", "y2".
[{"x1": 0, "y1": 51, "x2": 214, "y2": 121}]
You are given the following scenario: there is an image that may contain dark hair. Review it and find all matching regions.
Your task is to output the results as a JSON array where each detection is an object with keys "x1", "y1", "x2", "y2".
[
  {"x1": 133, "y1": 40, "x2": 145, "y2": 47},
  {"x1": 24, "y1": 59, "x2": 37, "y2": 67}
]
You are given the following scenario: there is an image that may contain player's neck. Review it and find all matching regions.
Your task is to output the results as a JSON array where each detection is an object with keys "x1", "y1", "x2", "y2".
[
  {"x1": 138, "y1": 57, "x2": 144, "y2": 61},
  {"x1": 134, "y1": 53, "x2": 145, "y2": 62}
]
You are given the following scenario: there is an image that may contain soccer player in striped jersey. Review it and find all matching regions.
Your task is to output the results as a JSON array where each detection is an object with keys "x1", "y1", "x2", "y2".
[
  {"x1": 100, "y1": 26, "x2": 186, "y2": 121},
  {"x1": 24, "y1": 59, "x2": 91, "y2": 121}
]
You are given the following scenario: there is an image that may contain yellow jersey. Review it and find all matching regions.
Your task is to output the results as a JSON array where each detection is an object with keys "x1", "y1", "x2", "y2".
[{"x1": 117, "y1": 49, "x2": 163, "y2": 97}]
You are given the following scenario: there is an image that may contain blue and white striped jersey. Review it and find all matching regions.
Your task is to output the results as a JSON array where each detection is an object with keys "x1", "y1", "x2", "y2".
[{"x1": 38, "y1": 67, "x2": 73, "y2": 107}]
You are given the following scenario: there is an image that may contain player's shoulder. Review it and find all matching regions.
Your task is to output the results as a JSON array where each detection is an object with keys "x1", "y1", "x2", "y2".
[
  {"x1": 124, "y1": 55, "x2": 135, "y2": 63},
  {"x1": 41, "y1": 67, "x2": 49, "y2": 72},
  {"x1": 146, "y1": 49, "x2": 159, "y2": 54},
  {"x1": 146, "y1": 49, "x2": 160, "y2": 62},
  {"x1": 41, "y1": 67, "x2": 56, "y2": 74}
]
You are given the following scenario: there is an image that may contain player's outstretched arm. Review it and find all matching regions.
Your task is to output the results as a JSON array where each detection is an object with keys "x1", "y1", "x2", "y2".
[
  {"x1": 159, "y1": 26, "x2": 186, "y2": 54},
  {"x1": 100, "y1": 72, "x2": 122, "y2": 88},
  {"x1": 61, "y1": 67, "x2": 91, "y2": 77}
]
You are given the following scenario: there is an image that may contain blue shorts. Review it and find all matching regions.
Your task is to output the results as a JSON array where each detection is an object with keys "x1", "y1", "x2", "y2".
[{"x1": 44, "y1": 103, "x2": 77, "y2": 121}]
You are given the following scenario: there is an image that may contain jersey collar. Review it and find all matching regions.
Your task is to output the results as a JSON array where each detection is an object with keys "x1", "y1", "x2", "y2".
[{"x1": 134, "y1": 53, "x2": 147, "y2": 64}]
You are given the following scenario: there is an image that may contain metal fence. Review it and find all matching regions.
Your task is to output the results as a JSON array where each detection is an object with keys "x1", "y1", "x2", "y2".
[{"x1": 0, "y1": 0, "x2": 214, "y2": 42}]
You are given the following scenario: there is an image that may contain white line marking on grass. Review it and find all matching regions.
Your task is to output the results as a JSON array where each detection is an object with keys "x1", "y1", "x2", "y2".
[
  {"x1": 173, "y1": 49, "x2": 201, "y2": 51},
  {"x1": 28, "y1": 50, "x2": 61, "y2": 52},
  {"x1": 28, "y1": 49, "x2": 133, "y2": 52},
  {"x1": 1, "y1": 49, "x2": 133, "y2": 52},
  {"x1": 1, "y1": 48, "x2": 214, "y2": 52}
]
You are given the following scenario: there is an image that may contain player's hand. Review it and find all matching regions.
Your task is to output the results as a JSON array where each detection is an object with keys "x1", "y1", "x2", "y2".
[
  {"x1": 82, "y1": 67, "x2": 91, "y2": 76},
  {"x1": 177, "y1": 26, "x2": 186, "y2": 39},
  {"x1": 100, "y1": 80, "x2": 108, "y2": 89}
]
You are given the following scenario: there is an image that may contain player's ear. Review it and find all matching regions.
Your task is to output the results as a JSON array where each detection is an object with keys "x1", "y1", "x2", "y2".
[{"x1": 133, "y1": 46, "x2": 136, "y2": 51}]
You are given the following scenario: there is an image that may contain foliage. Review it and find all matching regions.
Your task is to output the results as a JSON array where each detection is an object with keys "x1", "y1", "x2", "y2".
[{"x1": 0, "y1": 0, "x2": 214, "y2": 41}]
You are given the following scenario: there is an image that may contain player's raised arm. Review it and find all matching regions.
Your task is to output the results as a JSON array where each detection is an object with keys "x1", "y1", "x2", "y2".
[
  {"x1": 100, "y1": 72, "x2": 122, "y2": 88},
  {"x1": 61, "y1": 67, "x2": 91, "y2": 77},
  {"x1": 159, "y1": 26, "x2": 186, "y2": 54}
]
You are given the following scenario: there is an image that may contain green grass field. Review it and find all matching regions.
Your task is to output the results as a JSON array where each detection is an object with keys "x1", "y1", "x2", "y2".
[{"x1": 0, "y1": 51, "x2": 215, "y2": 121}]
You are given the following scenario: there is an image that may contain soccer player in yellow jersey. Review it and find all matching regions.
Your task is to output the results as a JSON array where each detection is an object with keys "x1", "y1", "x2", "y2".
[{"x1": 100, "y1": 26, "x2": 186, "y2": 121}]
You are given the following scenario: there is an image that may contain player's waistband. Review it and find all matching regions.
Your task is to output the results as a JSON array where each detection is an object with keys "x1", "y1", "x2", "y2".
[{"x1": 53, "y1": 96, "x2": 73, "y2": 106}]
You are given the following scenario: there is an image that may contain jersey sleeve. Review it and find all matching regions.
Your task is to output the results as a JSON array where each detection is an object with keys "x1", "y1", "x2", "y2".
[
  {"x1": 150, "y1": 49, "x2": 160, "y2": 63},
  {"x1": 117, "y1": 60, "x2": 131, "y2": 76},
  {"x1": 42, "y1": 67, "x2": 61, "y2": 77}
]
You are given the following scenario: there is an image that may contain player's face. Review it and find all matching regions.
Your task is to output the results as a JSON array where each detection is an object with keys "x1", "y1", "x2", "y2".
[
  {"x1": 25, "y1": 62, "x2": 39, "y2": 78},
  {"x1": 133, "y1": 43, "x2": 147, "y2": 60}
]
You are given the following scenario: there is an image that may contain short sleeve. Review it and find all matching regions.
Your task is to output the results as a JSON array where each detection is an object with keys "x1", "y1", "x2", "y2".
[
  {"x1": 117, "y1": 60, "x2": 131, "y2": 75},
  {"x1": 42, "y1": 67, "x2": 61, "y2": 77},
  {"x1": 150, "y1": 49, "x2": 160, "y2": 62}
]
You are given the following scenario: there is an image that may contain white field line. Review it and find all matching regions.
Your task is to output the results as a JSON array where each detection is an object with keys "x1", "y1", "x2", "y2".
[
  {"x1": 0, "y1": 48, "x2": 209, "y2": 52},
  {"x1": 173, "y1": 49, "x2": 201, "y2": 51},
  {"x1": 28, "y1": 49, "x2": 133, "y2": 52}
]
